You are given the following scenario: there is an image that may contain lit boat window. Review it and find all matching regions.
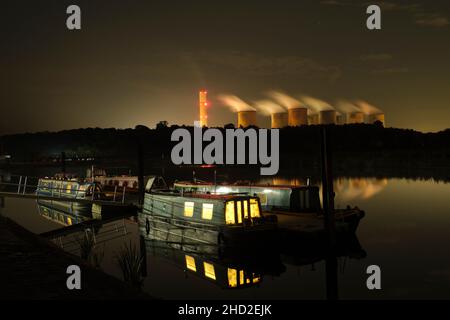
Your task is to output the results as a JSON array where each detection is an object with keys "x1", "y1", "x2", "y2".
[
  {"x1": 253, "y1": 276, "x2": 261, "y2": 284},
  {"x1": 204, "y1": 262, "x2": 216, "y2": 280},
  {"x1": 225, "y1": 201, "x2": 235, "y2": 224},
  {"x1": 243, "y1": 200, "x2": 249, "y2": 219},
  {"x1": 184, "y1": 202, "x2": 195, "y2": 217},
  {"x1": 239, "y1": 270, "x2": 244, "y2": 285},
  {"x1": 67, "y1": 217, "x2": 72, "y2": 225},
  {"x1": 185, "y1": 255, "x2": 196, "y2": 272},
  {"x1": 202, "y1": 203, "x2": 214, "y2": 220},
  {"x1": 66, "y1": 184, "x2": 72, "y2": 193},
  {"x1": 237, "y1": 201, "x2": 243, "y2": 224},
  {"x1": 227, "y1": 268, "x2": 238, "y2": 288},
  {"x1": 250, "y1": 198, "x2": 260, "y2": 218}
]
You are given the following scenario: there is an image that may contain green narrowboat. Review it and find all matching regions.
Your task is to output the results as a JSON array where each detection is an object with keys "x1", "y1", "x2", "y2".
[{"x1": 142, "y1": 177, "x2": 278, "y2": 247}]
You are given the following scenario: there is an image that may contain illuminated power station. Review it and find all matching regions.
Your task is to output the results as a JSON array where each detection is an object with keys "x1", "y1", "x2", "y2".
[{"x1": 199, "y1": 90, "x2": 208, "y2": 127}]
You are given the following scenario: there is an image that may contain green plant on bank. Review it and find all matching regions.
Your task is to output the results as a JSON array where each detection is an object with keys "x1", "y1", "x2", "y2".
[
  {"x1": 115, "y1": 241, "x2": 144, "y2": 288},
  {"x1": 76, "y1": 229, "x2": 104, "y2": 269}
]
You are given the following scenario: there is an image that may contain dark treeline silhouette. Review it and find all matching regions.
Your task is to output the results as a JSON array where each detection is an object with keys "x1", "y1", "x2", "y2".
[{"x1": 1, "y1": 123, "x2": 449, "y2": 180}]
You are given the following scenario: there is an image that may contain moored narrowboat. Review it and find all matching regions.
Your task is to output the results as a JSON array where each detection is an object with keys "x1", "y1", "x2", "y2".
[
  {"x1": 173, "y1": 180, "x2": 365, "y2": 235},
  {"x1": 173, "y1": 181, "x2": 321, "y2": 212},
  {"x1": 36, "y1": 177, "x2": 138, "y2": 216},
  {"x1": 142, "y1": 177, "x2": 278, "y2": 247},
  {"x1": 37, "y1": 178, "x2": 101, "y2": 212}
]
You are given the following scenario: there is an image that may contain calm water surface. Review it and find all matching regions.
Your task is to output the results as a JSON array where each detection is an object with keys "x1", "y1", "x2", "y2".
[{"x1": 1, "y1": 176, "x2": 450, "y2": 299}]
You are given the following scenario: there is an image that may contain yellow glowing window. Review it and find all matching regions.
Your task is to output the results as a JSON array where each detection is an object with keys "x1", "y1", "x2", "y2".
[
  {"x1": 184, "y1": 202, "x2": 194, "y2": 217},
  {"x1": 250, "y1": 198, "x2": 260, "y2": 218},
  {"x1": 237, "y1": 201, "x2": 242, "y2": 224},
  {"x1": 225, "y1": 201, "x2": 235, "y2": 224},
  {"x1": 67, "y1": 217, "x2": 72, "y2": 225},
  {"x1": 239, "y1": 270, "x2": 244, "y2": 285},
  {"x1": 204, "y1": 262, "x2": 216, "y2": 280},
  {"x1": 228, "y1": 268, "x2": 238, "y2": 288},
  {"x1": 202, "y1": 203, "x2": 214, "y2": 220},
  {"x1": 243, "y1": 200, "x2": 248, "y2": 218},
  {"x1": 66, "y1": 184, "x2": 72, "y2": 193},
  {"x1": 185, "y1": 255, "x2": 196, "y2": 272},
  {"x1": 253, "y1": 276, "x2": 261, "y2": 284}
]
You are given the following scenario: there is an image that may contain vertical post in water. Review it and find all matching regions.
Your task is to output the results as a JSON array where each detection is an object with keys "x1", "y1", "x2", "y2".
[
  {"x1": 140, "y1": 235, "x2": 148, "y2": 277},
  {"x1": 61, "y1": 152, "x2": 66, "y2": 179},
  {"x1": 214, "y1": 169, "x2": 217, "y2": 193},
  {"x1": 137, "y1": 141, "x2": 145, "y2": 206},
  {"x1": 122, "y1": 186, "x2": 126, "y2": 204},
  {"x1": 0, "y1": 174, "x2": 4, "y2": 209},
  {"x1": 320, "y1": 126, "x2": 338, "y2": 300}
]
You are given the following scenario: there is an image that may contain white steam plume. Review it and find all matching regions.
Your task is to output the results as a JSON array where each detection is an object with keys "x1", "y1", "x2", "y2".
[
  {"x1": 266, "y1": 90, "x2": 302, "y2": 110},
  {"x1": 354, "y1": 100, "x2": 382, "y2": 115},
  {"x1": 299, "y1": 95, "x2": 334, "y2": 112},
  {"x1": 253, "y1": 100, "x2": 285, "y2": 115},
  {"x1": 217, "y1": 94, "x2": 256, "y2": 112},
  {"x1": 335, "y1": 99, "x2": 361, "y2": 113}
]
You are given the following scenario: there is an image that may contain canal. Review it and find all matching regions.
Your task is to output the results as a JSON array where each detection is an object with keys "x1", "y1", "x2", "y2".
[{"x1": 1, "y1": 175, "x2": 450, "y2": 299}]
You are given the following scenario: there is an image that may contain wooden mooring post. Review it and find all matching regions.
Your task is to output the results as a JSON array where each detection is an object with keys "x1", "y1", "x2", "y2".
[
  {"x1": 320, "y1": 126, "x2": 338, "y2": 300},
  {"x1": 137, "y1": 142, "x2": 145, "y2": 206}
]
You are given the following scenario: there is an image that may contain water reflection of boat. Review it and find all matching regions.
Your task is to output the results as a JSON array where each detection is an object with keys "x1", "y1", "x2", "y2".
[
  {"x1": 139, "y1": 216, "x2": 285, "y2": 289},
  {"x1": 142, "y1": 177, "x2": 278, "y2": 247},
  {"x1": 139, "y1": 210, "x2": 366, "y2": 289},
  {"x1": 37, "y1": 200, "x2": 92, "y2": 226}
]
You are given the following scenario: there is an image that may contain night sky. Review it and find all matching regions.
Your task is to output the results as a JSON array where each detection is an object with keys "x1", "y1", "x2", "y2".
[{"x1": 2, "y1": 0, "x2": 450, "y2": 135}]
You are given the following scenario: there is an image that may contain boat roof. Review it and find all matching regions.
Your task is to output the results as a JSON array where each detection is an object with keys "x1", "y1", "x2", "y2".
[
  {"x1": 174, "y1": 181, "x2": 307, "y2": 190},
  {"x1": 152, "y1": 189, "x2": 256, "y2": 200},
  {"x1": 183, "y1": 192, "x2": 256, "y2": 200}
]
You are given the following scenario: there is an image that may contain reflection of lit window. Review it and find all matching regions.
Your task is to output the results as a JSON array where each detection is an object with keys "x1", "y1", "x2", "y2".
[
  {"x1": 225, "y1": 201, "x2": 235, "y2": 224},
  {"x1": 185, "y1": 255, "x2": 196, "y2": 271},
  {"x1": 228, "y1": 268, "x2": 237, "y2": 287},
  {"x1": 204, "y1": 262, "x2": 216, "y2": 280},
  {"x1": 250, "y1": 198, "x2": 260, "y2": 218},
  {"x1": 184, "y1": 202, "x2": 194, "y2": 217},
  {"x1": 202, "y1": 203, "x2": 213, "y2": 220},
  {"x1": 243, "y1": 200, "x2": 248, "y2": 218},
  {"x1": 237, "y1": 201, "x2": 242, "y2": 223}
]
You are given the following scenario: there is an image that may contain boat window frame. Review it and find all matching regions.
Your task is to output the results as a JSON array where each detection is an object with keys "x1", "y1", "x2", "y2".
[
  {"x1": 225, "y1": 201, "x2": 235, "y2": 225},
  {"x1": 201, "y1": 203, "x2": 214, "y2": 220},
  {"x1": 184, "y1": 201, "x2": 195, "y2": 217}
]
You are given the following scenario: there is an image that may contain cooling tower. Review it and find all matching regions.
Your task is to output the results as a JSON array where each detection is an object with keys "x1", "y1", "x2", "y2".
[
  {"x1": 319, "y1": 110, "x2": 336, "y2": 124},
  {"x1": 237, "y1": 110, "x2": 257, "y2": 128},
  {"x1": 368, "y1": 113, "x2": 385, "y2": 126},
  {"x1": 271, "y1": 112, "x2": 288, "y2": 128},
  {"x1": 288, "y1": 108, "x2": 307, "y2": 126},
  {"x1": 336, "y1": 114, "x2": 345, "y2": 125},
  {"x1": 308, "y1": 113, "x2": 319, "y2": 125},
  {"x1": 347, "y1": 111, "x2": 365, "y2": 124}
]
